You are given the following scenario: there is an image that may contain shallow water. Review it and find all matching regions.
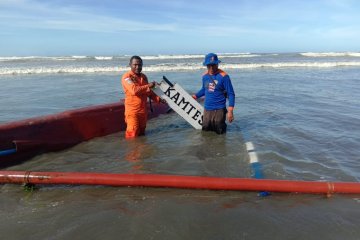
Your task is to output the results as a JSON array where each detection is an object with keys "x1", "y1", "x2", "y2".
[
  {"x1": 1, "y1": 185, "x2": 360, "y2": 240},
  {"x1": 1, "y1": 60, "x2": 360, "y2": 239}
]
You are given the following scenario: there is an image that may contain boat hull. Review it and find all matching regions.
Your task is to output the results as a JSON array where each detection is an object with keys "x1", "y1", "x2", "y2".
[{"x1": 0, "y1": 101, "x2": 168, "y2": 168}]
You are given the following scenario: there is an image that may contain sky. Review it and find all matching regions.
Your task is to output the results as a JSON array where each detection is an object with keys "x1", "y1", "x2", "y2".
[{"x1": 0, "y1": 0, "x2": 360, "y2": 56}]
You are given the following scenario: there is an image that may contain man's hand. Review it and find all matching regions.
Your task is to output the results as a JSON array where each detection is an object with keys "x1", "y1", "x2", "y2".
[
  {"x1": 227, "y1": 110, "x2": 234, "y2": 123},
  {"x1": 148, "y1": 81, "x2": 156, "y2": 88}
]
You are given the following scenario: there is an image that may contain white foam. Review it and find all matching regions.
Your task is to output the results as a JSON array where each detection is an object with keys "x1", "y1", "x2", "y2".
[
  {"x1": 0, "y1": 55, "x2": 115, "y2": 62},
  {"x1": 141, "y1": 53, "x2": 261, "y2": 60},
  {"x1": 141, "y1": 54, "x2": 204, "y2": 60},
  {"x1": 0, "y1": 66, "x2": 127, "y2": 75},
  {"x1": 224, "y1": 61, "x2": 360, "y2": 69},
  {"x1": 2, "y1": 52, "x2": 359, "y2": 63},
  {"x1": 300, "y1": 52, "x2": 360, "y2": 57},
  {"x1": 94, "y1": 56, "x2": 113, "y2": 60},
  {"x1": 2, "y1": 61, "x2": 360, "y2": 75},
  {"x1": 71, "y1": 55, "x2": 88, "y2": 59},
  {"x1": 223, "y1": 54, "x2": 261, "y2": 58},
  {"x1": 53, "y1": 57, "x2": 77, "y2": 61},
  {"x1": 0, "y1": 53, "x2": 271, "y2": 62},
  {"x1": 0, "y1": 56, "x2": 50, "y2": 61},
  {"x1": 220, "y1": 52, "x2": 251, "y2": 55}
]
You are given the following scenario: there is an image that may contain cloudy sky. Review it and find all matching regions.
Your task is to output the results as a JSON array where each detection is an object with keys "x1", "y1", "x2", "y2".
[{"x1": 1, "y1": 0, "x2": 359, "y2": 56}]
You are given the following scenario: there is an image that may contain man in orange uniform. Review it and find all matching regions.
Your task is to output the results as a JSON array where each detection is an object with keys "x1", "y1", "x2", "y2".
[{"x1": 121, "y1": 56, "x2": 162, "y2": 138}]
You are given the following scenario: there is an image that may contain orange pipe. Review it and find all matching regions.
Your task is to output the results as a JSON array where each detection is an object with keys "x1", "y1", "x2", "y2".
[{"x1": 1, "y1": 171, "x2": 360, "y2": 194}]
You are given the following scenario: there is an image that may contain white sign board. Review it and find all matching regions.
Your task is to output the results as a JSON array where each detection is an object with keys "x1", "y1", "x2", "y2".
[{"x1": 153, "y1": 80, "x2": 204, "y2": 129}]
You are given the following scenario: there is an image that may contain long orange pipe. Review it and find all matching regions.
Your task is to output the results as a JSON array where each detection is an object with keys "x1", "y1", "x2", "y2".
[{"x1": 1, "y1": 171, "x2": 360, "y2": 194}]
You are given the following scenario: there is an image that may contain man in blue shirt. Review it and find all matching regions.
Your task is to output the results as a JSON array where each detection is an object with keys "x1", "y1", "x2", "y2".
[{"x1": 193, "y1": 53, "x2": 235, "y2": 134}]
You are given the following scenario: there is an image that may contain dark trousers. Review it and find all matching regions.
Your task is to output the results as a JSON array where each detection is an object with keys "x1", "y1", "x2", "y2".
[{"x1": 202, "y1": 108, "x2": 227, "y2": 134}]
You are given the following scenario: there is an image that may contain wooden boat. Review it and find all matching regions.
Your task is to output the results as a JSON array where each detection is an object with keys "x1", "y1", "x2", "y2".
[{"x1": 0, "y1": 100, "x2": 168, "y2": 168}]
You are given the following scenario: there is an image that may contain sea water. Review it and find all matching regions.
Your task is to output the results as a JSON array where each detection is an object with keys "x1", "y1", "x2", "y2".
[{"x1": 1, "y1": 53, "x2": 360, "y2": 239}]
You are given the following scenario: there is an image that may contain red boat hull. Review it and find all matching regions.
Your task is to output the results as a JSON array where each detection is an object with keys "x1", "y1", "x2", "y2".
[{"x1": 0, "y1": 101, "x2": 168, "y2": 168}]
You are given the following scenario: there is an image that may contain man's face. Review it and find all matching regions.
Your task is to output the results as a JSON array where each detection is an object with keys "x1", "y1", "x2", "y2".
[
  {"x1": 130, "y1": 59, "x2": 143, "y2": 74},
  {"x1": 207, "y1": 64, "x2": 218, "y2": 74}
]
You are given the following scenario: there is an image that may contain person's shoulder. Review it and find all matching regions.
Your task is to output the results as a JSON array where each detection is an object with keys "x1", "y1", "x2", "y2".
[
  {"x1": 122, "y1": 71, "x2": 132, "y2": 79},
  {"x1": 218, "y1": 69, "x2": 228, "y2": 77},
  {"x1": 141, "y1": 73, "x2": 148, "y2": 79},
  {"x1": 122, "y1": 71, "x2": 135, "y2": 86}
]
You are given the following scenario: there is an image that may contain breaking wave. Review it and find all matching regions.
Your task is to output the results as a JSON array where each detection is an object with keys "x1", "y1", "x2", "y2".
[
  {"x1": 0, "y1": 53, "x2": 264, "y2": 62},
  {"x1": 300, "y1": 52, "x2": 360, "y2": 57},
  {"x1": 0, "y1": 56, "x2": 114, "y2": 62},
  {"x1": 139, "y1": 53, "x2": 263, "y2": 60},
  {"x1": 2, "y1": 52, "x2": 360, "y2": 63},
  {"x1": 2, "y1": 61, "x2": 360, "y2": 75}
]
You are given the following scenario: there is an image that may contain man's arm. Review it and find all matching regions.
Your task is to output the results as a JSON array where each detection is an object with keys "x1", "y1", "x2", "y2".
[
  {"x1": 122, "y1": 76, "x2": 153, "y2": 96},
  {"x1": 224, "y1": 75, "x2": 235, "y2": 123}
]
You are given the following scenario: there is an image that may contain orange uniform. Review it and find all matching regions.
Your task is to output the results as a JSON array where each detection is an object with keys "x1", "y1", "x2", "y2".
[{"x1": 121, "y1": 70, "x2": 160, "y2": 138}]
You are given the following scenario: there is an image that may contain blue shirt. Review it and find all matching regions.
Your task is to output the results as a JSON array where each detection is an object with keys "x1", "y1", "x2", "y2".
[{"x1": 195, "y1": 69, "x2": 235, "y2": 110}]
